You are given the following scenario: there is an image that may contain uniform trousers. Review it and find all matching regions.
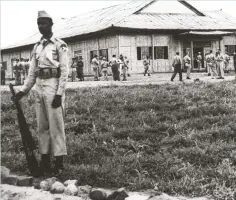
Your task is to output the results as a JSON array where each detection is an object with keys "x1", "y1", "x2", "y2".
[{"x1": 35, "y1": 78, "x2": 67, "y2": 156}]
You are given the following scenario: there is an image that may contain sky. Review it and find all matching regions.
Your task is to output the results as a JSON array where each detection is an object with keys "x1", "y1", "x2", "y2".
[{"x1": 1, "y1": 1, "x2": 236, "y2": 48}]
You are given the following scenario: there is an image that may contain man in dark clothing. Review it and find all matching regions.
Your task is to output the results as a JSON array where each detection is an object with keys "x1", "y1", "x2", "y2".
[
  {"x1": 233, "y1": 52, "x2": 236, "y2": 75},
  {"x1": 171, "y1": 52, "x2": 182, "y2": 82},
  {"x1": 77, "y1": 57, "x2": 84, "y2": 81},
  {"x1": 109, "y1": 55, "x2": 120, "y2": 81},
  {"x1": 0, "y1": 63, "x2": 5, "y2": 85}
]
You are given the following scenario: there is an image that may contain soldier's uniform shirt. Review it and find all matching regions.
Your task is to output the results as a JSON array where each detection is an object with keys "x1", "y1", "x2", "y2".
[{"x1": 20, "y1": 35, "x2": 69, "y2": 156}]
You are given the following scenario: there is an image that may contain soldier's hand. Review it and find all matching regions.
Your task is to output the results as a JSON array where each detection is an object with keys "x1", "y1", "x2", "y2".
[
  {"x1": 15, "y1": 91, "x2": 25, "y2": 101},
  {"x1": 52, "y1": 95, "x2": 62, "y2": 108}
]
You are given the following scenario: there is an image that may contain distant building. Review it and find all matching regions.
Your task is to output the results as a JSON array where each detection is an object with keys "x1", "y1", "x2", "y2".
[{"x1": 1, "y1": 0, "x2": 236, "y2": 78}]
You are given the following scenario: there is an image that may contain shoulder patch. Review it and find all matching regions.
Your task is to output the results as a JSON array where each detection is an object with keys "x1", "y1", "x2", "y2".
[{"x1": 55, "y1": 38, "x2": 68, "y2": 52}]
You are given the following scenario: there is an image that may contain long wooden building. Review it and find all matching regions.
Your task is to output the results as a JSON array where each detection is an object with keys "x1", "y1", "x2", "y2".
[{"x1": 1, "y1": 0, "x2": 236, "y2": 78}]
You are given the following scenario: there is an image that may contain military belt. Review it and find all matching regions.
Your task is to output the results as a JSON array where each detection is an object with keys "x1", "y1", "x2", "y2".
[{"x1": 35, "y1": 68, "x2": 60, "y2": 79}]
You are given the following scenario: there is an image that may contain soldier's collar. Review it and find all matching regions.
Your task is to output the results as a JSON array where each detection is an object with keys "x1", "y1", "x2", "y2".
[{"x1": 40, "y1": 33, "x2": 55, "y2": 44}]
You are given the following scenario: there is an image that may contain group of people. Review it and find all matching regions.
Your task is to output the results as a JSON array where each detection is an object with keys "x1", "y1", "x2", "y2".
[
  {"x1": 12, "y1": 58, "x2": 30, "y2": 85},
  {"x1": 71, "y1": 56, "x2": 84, "y2": 81},
  {"x1": 171, "y1": 49, "x2": 236, "y2": 81},
  {"x1": 91, "y1": 54, "x2": 130, "y2": 81}
]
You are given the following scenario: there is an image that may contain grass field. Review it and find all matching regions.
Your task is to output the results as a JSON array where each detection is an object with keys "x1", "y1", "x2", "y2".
[{"x1": 1, "y1": 81, "x2": 236, "y2": 199}]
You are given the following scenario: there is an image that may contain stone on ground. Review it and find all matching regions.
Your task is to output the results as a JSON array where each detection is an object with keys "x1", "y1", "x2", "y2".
[
  {"x1": 1, "y1": 166, "x2": 10, "y2": 180},
  {"x1": 107, "y1": 188, "x2": 129, "y2": 200},
  {"x1": 17, "y1": 176, "x2": 33, "y2": 186},
  {"x1": 64, "y1": 180, "x2": 79, "y2": 187},
  {"x1": 2, "y1": 175, "x2": 18, "y2": 185},
  {"x1": 40, "y1": 177, "x2": 57, "y2": 191},
  {"x1": 64, "y1": 184, "x2": 78, "y2": 196},
  {"x1": 78, "y1": 185, "x2": 92, "y2": 197},
  {"x1": 50, "y1": 181, "x2": 65, "y2": 194},
  {"x1": 89, "y1": 189, "x2": 107, "y2": 200}
]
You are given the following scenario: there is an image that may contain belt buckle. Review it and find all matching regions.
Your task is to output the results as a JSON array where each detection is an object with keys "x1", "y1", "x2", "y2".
[{"x1": 42, "y1": 68, "x2": 51, "y2": 79}]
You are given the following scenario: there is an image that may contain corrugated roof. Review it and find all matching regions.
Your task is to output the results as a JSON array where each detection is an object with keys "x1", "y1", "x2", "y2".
[
  {"x1": 2, "y1": 1, "x2": 236, "y2": 50},
  {"x1": 178, "y1": 31, "x2": 235, "y2": 36},
  {"x1": 115, "y1": 11, "x2": 236, "y2": 30}
]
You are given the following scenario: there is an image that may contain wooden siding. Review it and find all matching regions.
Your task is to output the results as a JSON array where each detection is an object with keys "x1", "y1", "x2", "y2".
[
  {"x1": 120, "y1": 34, "x2": 181, "y2": 73},
  {"x1": 68, "y1": 35, "x2": 118, "y2": 75}
]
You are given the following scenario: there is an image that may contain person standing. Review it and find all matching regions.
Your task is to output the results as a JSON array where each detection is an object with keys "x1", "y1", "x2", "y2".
[
  {"x1": 0, "y1": 63, "x2": 5, "y2": 85},
  {"x1": 216, "y1": 49, "x2": 224, "y2": 79},
  {"x1": 25, "y1": 59, "x2": 30, "y2": 77},
  {"x1": 14, "y1": 59, "x2": 22, "y2": 85},
  {"x1": 223, "y1": 51, "x2": 230, "y2": 73},
  {"x1": 233, "y1": 52, "x2": 236, "y2": 76},
  {"x1": 171, "y1": 52, "x2": 182, "y2": 82},
  {"x1": 183, "y1": 51, "x2": 191, "y2": 79},
  {"x1": 15, "y1": 10, "x2": 69, "y2": 177},
  {"x1": 77, "y1": 57, "x2": 84, "y2": 81},
  {"x1": 101, "y1": 57, "x2": 109, "y2": 81},
  {"x1": 208, "y1": 50, "x2": 218, "y2": 79},
  {"x1": 91, "y1": 55, "x2": 100, "y2": 81},
  {"x1": 205, "y1": 52, "x2": 211, "y2": 76},
  {"x1": 109, "y1": 55, "x2": 120, "y2": 81},
  {"x1": 20, "y1": 58, "x2": 26, "y2": 84},
  {"x1": 143, "y1": 55, "x2": 151, "y2": 76},
  {"x1": 124, "y1": 56, "x2": 131, "y2": 77},
  {"x1": 196, "y1": 52, "x2": 202, "y2": 70},
  {"x1": 71, "y1": 57, "x2": 77, "y2": 82}
]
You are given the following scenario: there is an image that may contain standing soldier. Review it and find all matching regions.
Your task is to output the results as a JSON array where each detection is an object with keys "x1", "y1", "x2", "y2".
[
  {"x1": 205, "y1": 52, "x2": 211, "y2": 76},
  {"x1": 233, "y1": 52, "x2": 236, "y2": 77},
  {"x1": 101, "y1": 57, "x2": 109, "y2": 81},
  {"x1": 0, "y1": 63, "x2": 5, "y2": 85},
  {"x1": 171, "y1": 52, "x2": 182, "y2": 82},
  {"x1": 223, "y1": 51, "x2": 230, "y2": 73},
  {"x1": 196, "y1": 52, "x2": 202, "y2": 70},
  {"x1": 208, "y1": 50, "x2": 218, "y2": 79},
  {"x1": 124, "y1": 56, "x2": 131, "y2": 77},
  {"x1": 91, "y1": 55, "x2": 100, "y2": 81},
  {"x1": 77, "y1": 57, "x2": 84, "y2": 81},
  {"x1": 143, "y1": 55, "x2": 151, "y2": 76},
  {"x1": 20, "y1": 58, "x2": 26, "y2": 84},
  {"x1": 24, "y1": 59, "x2": 30, "y2": 77},
  {"x1": 15, "y1": 11, "x2": 69, "y2": 177},
  {"x1": 109, "y1": 55, "x2": 120, "y2": 81},
  {"x1": 118, "y1": 54, "x2": 124, "y2": 76},
  {"x1": 183, "y1": 51, "x2": 191, "y2": 79},
  {"x1": 14, "y1": 58, "x2": 22, "y2": 85},
  {"x1": 216, "y1": 49, "x2": 224, "y2": 79},
  {"x1": 71, "y1": 57, "x2": 77, "y2": 82}
]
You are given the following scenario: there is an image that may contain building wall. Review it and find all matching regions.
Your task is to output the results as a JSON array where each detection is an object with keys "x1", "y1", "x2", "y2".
[
  {"x1": 119, "y1": 34, "x2": 181, "y2": 73},
  {"x1": 68, "y1": 35, "x2": 118, "y2": 75}
]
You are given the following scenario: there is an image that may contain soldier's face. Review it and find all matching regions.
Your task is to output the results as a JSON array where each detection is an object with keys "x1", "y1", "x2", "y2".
[{"x1": 37, "y1": 18, "x2": 52, "y2": 35}]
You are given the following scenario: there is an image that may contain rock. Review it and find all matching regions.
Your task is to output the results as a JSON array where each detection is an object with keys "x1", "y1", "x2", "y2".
[
  {"x1": 125, "y1": 195, "x2": 149, "y2": 200},
  {"x1": 78, "y1": 185, "x2": 92, "y2": 194},
  {"x1": 32, "y1": 178, "x2": 41, "y2": 189},
  {"x1": 148, "y1": 193, "x2": 176, "y2": 200},
  {"x1": 64, "y1": 179, "x2": 79, "y2": 187},
  {"x1": 2, "y1": 175, "x2": 18, "y2": 185},
  {"x1": 89, "y1": 189, "x2": 107, "y2": 200},
  {"x1": 40, "y1": 177, "x2": 57, "y2": 191},
  {"x1": 1, "y1": 166, "x2": 10, "y2": 180},
  {"x1": 50, "y1": 181, "x2": 65, "y2": 194},
  {"x1": 17, "y1": 176, "x2": 33, "y2": 186},
  {"x1": 107, "y1": 188, "x2": 129, "y2": 200},
  {"x1": 64, "y1": 184, "x2": 78, "y2": 196}
]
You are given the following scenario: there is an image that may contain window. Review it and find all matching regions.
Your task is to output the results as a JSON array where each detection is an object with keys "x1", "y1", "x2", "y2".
[
  {"x1": 99, "y1": 49, "x2": 108, "y2": 61},
  {"x1": 137, "y1": 47, "x2": 152, "y2": 60},
  {"x1": 154, "y1": 46, "x2": 168, "y2": 59},
  {"x1": 90, "y1": 50, "x2": 98, "y2": 62},
  {"x1": 225, "y1": 45, "x2": 236, "y2": 56},
  {"x1": 74, "y1": 49, "x2": 82, "y2": 60}
]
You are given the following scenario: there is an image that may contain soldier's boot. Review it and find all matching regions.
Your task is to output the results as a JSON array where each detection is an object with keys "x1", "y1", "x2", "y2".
[
  {"x1": 53, "y1": 156, "x2": 64, "y2": 177},
  {"x1": 39, "y1": 154, "x2": 52, "y2": 177}
]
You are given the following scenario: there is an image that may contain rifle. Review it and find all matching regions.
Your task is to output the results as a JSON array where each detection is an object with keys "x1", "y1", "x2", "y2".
[{"x1": 9, "y1": 83, "x2": 39, "y2": 176}]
